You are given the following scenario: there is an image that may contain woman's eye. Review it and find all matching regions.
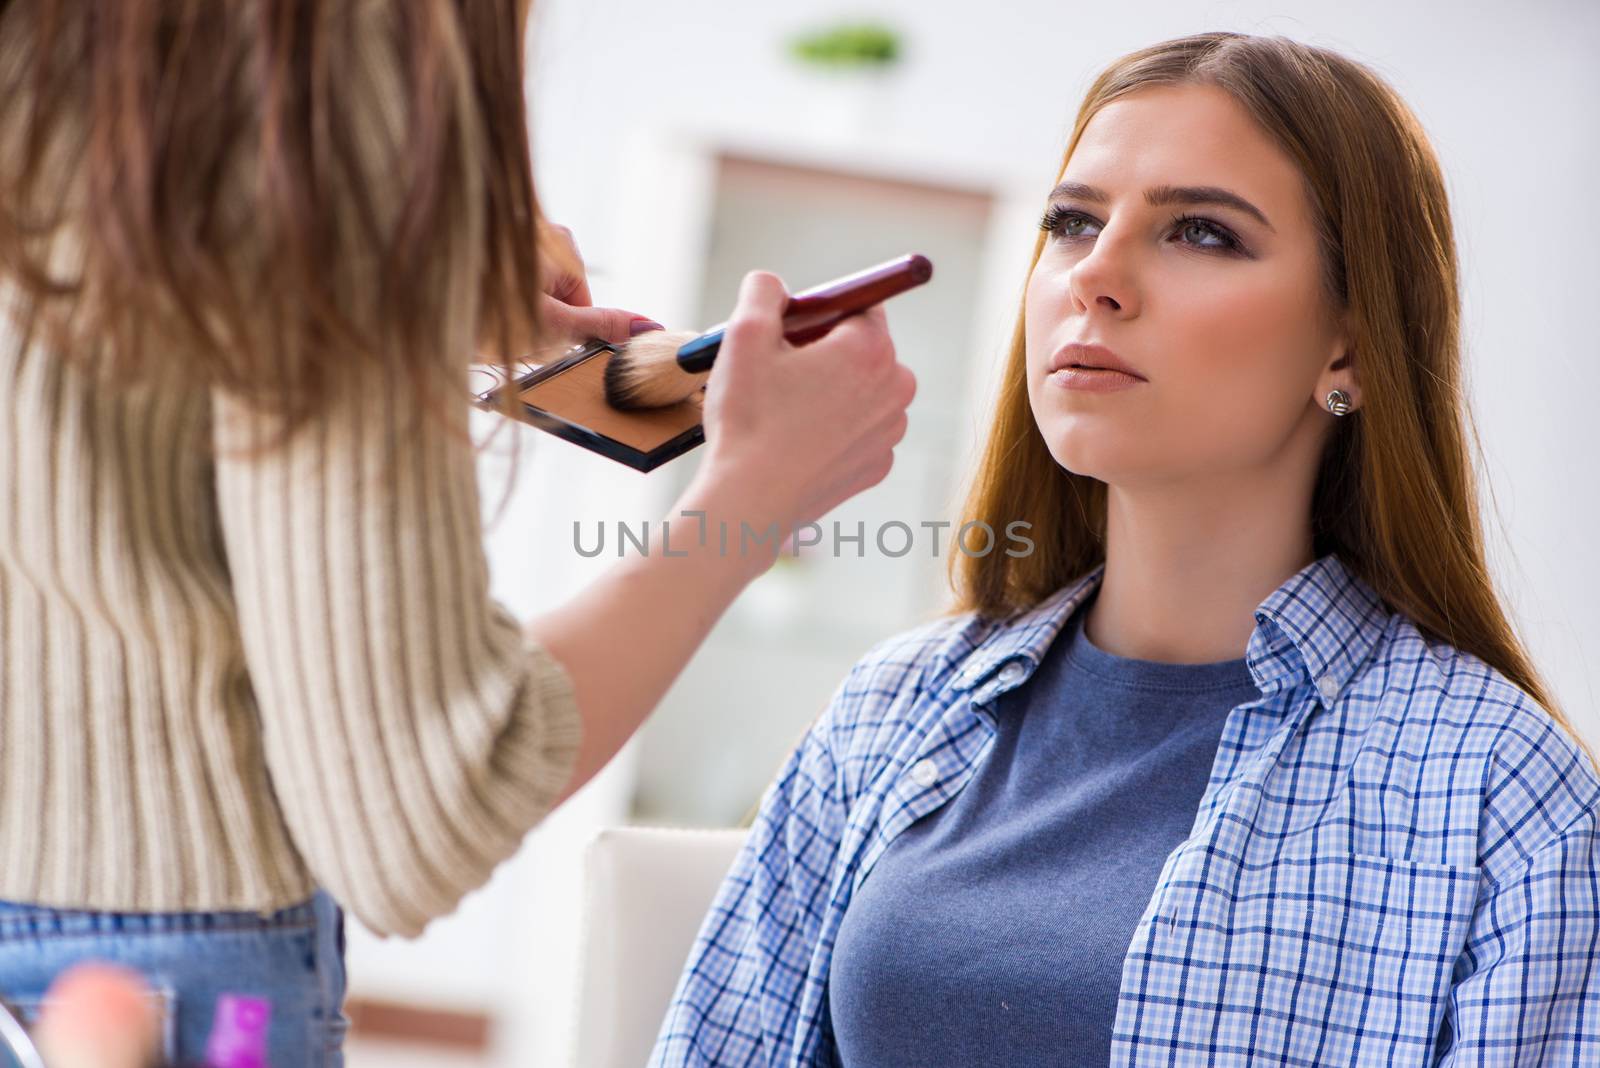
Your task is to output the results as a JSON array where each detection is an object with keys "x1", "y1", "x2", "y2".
[
  {"x1": 1037, "y1": 206, "x2": 1240, "y2": 253},
  {"x1": 1174, "y1": 217, "x2": 1235, "y2": 250},
  {"x1": 1039, "y1": 206, "x2": 1097, "y2": 239}
]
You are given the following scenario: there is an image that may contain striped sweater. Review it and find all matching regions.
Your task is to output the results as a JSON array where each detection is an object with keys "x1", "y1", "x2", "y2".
[{"x1": 0, "y1": 292, "x2": 583, "y2": 939}]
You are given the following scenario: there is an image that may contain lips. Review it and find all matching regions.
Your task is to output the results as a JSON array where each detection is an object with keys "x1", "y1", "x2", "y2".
[{"x1": 1048, "y1": 342, "x2": 1146, "y2": 381}]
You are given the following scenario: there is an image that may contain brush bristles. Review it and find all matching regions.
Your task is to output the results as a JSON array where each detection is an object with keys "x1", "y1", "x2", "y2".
[{"x1": 603, "y1": 329, "x2": 708, "y2": 410}]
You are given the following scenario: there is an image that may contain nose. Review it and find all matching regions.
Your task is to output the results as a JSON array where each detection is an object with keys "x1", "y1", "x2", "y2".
[{"x1": 1066, "y1": 227, "x2": 1139, "y2": 317}]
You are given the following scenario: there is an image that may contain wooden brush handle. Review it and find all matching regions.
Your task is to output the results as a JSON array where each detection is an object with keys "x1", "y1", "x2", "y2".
[
  {"x1": 779, "y1": 253, "x2": 934, "y2": 344},
  {"x1": 675, "y1": 253, "x2": 933, "y2": 374}
]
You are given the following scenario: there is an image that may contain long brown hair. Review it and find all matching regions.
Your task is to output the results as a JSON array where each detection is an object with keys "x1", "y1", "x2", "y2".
[
  {"x1": 950, "y1": 32, "x2": 1597, "y2": 771},
  {"x1": 0, "y1": 0, "x2": 544, "y2": 458}
]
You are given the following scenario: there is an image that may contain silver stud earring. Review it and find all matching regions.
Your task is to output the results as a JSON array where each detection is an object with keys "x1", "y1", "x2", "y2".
[{"x1": 1325, "y1": 389, "x2": 1352, "y2": 416}]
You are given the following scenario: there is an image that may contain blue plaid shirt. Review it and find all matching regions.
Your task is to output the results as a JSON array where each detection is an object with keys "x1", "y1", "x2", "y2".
[{"x1": 650, "y1": 553, "x2": 1600, "y2": 1066}]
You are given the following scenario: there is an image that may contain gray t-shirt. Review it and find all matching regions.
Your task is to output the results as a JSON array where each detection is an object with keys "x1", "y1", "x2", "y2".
[{"x1": 829, "y1": 593, "x2": 1260, "y2": 1065}]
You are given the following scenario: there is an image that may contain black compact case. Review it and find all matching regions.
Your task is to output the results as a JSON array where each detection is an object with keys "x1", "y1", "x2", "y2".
[{"x1": 471, "y1": 339, "x2": 706, "y2": 472}]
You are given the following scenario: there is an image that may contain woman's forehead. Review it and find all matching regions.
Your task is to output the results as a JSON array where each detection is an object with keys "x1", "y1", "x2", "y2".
[{"x1": 1064, "y1": 86, "x2": 1310, "y2": 232}]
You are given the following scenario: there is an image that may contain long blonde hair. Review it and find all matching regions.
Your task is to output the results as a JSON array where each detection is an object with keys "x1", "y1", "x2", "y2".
[{"x1": 950, "y1": 32, "x2": 1597, "y2": 771}]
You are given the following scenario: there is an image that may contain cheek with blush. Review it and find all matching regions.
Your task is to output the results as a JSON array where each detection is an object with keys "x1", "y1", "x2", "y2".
[{"x1": 1158, "y1": 345, "x2": 1312, "y2": 474}]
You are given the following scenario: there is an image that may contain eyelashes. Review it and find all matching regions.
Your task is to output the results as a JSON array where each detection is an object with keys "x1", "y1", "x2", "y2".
[{"x1": 1037, "y1": 204, "x2": 1245, "y2": 255}]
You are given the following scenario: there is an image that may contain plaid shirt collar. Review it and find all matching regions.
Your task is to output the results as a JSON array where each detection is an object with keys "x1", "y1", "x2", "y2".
[{"x1": 947, "y1": 552, "x2": 1392, "y2": 708}]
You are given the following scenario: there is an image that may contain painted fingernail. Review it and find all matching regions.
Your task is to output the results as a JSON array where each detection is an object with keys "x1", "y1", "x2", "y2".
[{"x1": 629, "y1": 319, "x2": 665, "y2": 336}]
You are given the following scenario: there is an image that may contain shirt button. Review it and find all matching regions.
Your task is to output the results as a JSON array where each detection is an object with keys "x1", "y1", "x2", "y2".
[
  {"x1": 998, "y1": 660, "x2": 1026, "y2": 684},
  {"x1": 1317, "y1": 675, "x2": 1340, "y2": 701},
  {"x1": 910, "y1": 759, "x2": 939, "y2": 788}
]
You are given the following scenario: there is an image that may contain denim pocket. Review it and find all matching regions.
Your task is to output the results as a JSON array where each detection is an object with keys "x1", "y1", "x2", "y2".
[
  {"x1": 0, "y1": 982, "x2": 179, "y2": 1064},
  {"x1": 0, "y1": 891, "x2": 345, "y2": 1066}
]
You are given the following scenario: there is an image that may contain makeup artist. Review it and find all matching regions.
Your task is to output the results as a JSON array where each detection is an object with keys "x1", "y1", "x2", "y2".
[{"x1": 0, "y1": 0, "x2": 915, "y2": 1063}]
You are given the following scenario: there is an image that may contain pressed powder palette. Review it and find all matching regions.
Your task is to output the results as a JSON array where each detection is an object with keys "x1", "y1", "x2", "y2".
[
  {"x1": 471, "y1": 339, "x2": 706, "y2": 472},
  {"x1": 472, "y1": 252, "x2": 934, "y2": 472}
]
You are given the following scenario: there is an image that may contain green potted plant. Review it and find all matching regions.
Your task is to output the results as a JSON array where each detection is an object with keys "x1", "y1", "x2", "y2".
[
  {"x1": 787, "y1": 22, "x2": 902, "y2": 69},
  {"x1": 784, "y1": 20, "x2": 905, "y2": 143}
]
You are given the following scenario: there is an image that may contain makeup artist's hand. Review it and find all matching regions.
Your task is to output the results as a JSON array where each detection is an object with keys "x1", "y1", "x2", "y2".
[
  {"x1": 535, "y1": 223, "x2": 662, "y2": 347},
  {"x1": 691, "y1": 269, "x2": 917, "y2": 555}
]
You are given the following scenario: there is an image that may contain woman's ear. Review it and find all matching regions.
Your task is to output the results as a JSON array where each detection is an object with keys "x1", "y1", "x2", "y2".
[
  {"x1": 1327, "y1": 353, "x2": 1360, "y2": 410},
  {"x1": 1321, "y1": 319, "x2": 1361, "y2": 412}
]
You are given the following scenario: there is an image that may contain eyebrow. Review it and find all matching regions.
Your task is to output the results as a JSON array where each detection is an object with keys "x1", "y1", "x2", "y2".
[{"x1": 1048, "y1": 181, "x2": 1275, "y2": 233}]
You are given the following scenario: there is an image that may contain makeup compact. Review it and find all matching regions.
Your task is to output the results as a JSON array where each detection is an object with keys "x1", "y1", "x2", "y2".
[
  {"x1": 472, "y1": 252, "x2": 934, "y2": 473},
  {"x1": 471, "y1": 340, "x2": 706, "y2": 472}
]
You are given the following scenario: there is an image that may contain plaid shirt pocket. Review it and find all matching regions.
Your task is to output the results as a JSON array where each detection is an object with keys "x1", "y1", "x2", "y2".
[{"x1": 1126, "y1": 850, "x2": 1479, "y2": 1066}]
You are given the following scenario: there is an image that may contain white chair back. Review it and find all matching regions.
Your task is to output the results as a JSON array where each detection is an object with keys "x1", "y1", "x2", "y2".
[{"x1": 570, "y1": 826, "x2": 748, "y2": 1068}]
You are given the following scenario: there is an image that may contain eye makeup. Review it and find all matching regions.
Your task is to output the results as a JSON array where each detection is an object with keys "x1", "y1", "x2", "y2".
[
  {"x1": 471, "y1": 340, "x2": 706, "y2": 472},
  {"x1": 1038, "y1": 204, "x2": 1249, "y2": 256}
]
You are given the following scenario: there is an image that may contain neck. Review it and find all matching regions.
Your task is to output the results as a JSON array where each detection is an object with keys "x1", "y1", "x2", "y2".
[{"x1": 1082, "y1": 468, "x2": 1317, "y2": 666}]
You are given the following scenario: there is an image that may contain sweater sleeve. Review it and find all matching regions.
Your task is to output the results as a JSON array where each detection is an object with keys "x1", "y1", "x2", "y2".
[{"x1": 209, "y1": 358, "x2": 582, "y2": 939}]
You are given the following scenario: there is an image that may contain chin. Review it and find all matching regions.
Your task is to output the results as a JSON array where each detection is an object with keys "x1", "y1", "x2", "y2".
[
  {"x1": 1037, "y1": 423, "x2": 1133, "y2": 482},
  {"x1": 1042, "y1": 437, "x2": 1109, "y2": 480}
]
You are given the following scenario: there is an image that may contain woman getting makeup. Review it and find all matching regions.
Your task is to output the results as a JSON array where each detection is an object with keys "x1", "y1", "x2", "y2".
[
  {"x1": 653, "y1": 31, "x2": 1600, "y2": 1067},
  {"x1": 0, "y1": 0, "x2": 915, "y2": 1063}
]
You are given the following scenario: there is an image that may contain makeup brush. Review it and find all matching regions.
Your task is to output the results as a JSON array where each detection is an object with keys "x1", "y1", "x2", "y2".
[{"x1": 603, "y1": 252, "x2": 933, "y2": 410}]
